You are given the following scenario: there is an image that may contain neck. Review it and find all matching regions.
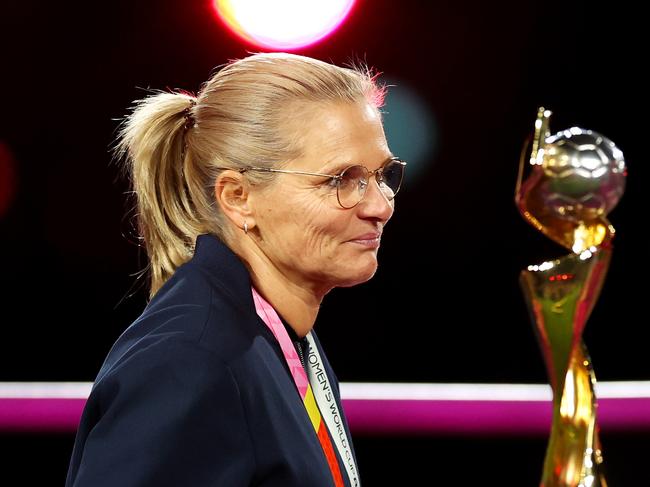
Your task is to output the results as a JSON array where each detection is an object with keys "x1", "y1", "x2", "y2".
[{"x1": 238, "y1": 240, "x2": 327, "y2": 338}]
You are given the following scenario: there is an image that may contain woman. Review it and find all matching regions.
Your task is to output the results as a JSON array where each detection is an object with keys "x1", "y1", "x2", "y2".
[{"x1": 66, "y1": 52, "x2": 405, "y2": 487}]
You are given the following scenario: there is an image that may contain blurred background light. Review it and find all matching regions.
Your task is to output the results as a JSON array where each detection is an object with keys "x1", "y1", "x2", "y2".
[
  {"x1": 0, "y1": 141, "x2": 17, "y2": 219},
  {"x1": 382, "y1": 80, "x2": 438, "y2": 184},
  {"x1": 213, "y1": 0, "x2": 356, "y2": 50}
]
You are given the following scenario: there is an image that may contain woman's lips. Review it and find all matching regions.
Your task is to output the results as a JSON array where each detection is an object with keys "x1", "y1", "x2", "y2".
[{"x1": 347, "y1": 233, "x2": 381, "y2": 248}]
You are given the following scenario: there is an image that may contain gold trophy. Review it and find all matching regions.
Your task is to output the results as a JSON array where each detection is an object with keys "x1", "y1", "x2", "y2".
[{"x1": 515, "y1": 108, "x2": 626, "y2": 487}]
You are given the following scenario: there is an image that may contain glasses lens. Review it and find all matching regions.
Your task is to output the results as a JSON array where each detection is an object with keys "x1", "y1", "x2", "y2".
[
  {"x1": 337, "y1": 165, "x2": 368, "y2": 208},
  {"x1": 380, "y1": 160, "x2": 405, "y2": 199}
]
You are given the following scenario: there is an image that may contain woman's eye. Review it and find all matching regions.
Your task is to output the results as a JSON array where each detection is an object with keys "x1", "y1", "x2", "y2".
[
  {"x1": 338, "y1": 174, "x2": 356, "y2": 190},
  {"x1": 326, "y1": 177, "x2": 340, "y2": 188}
]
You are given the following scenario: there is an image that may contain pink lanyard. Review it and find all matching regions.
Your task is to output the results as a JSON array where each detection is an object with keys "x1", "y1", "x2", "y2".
[{"x1": 251, "y1": 287, "x2": 345, "y2": 487}]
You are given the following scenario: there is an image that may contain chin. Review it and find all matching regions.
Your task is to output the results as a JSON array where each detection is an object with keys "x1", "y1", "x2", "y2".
[{"x1": 338, "y1": 262, "x2": 378, "y2": 288}]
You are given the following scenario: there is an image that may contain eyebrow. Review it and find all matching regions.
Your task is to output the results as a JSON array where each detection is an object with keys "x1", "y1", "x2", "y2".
[
  {"x1": 320, "y1": 154, "x2": 396, "y2": 174},
  {"x1": 320, "y1": 161, "x2": 353, "y2": 174}
]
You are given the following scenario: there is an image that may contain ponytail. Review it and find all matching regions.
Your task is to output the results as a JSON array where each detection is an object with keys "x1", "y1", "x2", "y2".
[{"x1": 114, "y1": 91, "x2": 205, "y2": 298}]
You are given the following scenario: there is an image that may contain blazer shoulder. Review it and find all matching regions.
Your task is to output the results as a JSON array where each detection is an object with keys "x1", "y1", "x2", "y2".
[
  {"x1": 96, "y1": 261, "x2": 264, "y2": 386},
  {"x1": 68, "y1": 338, "x2": 257, "y2": 486}
]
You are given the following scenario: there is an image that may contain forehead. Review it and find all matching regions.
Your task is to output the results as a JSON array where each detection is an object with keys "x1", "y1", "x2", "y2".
[{"x1": 287, "y1": 101, "x2": 391, "y2": 171}]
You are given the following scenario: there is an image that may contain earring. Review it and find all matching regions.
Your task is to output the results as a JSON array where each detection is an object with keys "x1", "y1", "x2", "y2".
[{"x1": 243, "y1": 221, "x2": 248, "y2": 234}]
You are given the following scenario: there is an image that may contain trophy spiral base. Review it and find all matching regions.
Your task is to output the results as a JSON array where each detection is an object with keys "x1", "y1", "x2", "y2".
[{"x1": 520, "y1": 247, "x2": 611, "y2": 487}]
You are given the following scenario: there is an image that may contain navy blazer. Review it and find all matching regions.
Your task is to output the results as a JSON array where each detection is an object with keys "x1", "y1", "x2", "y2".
[{"x1": 66, "y1": 234, "x2": 359, "y2": 486}]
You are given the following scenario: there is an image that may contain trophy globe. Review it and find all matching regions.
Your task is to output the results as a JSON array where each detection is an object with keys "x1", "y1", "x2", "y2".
[{"x1": 540, "y1": 128, "x2": 626, "y2": 224}]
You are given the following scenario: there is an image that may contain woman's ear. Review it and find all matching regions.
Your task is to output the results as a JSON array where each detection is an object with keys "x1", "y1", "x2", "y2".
[{"x1": 214, "y1": 170, "x2": 255, "y2": 232}]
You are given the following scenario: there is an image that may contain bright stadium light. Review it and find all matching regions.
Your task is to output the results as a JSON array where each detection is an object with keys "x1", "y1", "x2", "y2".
[{"x1": 213, "y1": 0, "x2": 356, "y2": 50}]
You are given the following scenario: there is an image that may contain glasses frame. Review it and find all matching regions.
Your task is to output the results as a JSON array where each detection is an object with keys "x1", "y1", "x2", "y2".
[{"x1": 221, "y1": 157, "x2": 406, "y2": 209}]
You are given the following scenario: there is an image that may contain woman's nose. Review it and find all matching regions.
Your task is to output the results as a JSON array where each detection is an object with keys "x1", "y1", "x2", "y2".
[{"x1": 356, "y1": 177, "x2": 394, "y2": 222}]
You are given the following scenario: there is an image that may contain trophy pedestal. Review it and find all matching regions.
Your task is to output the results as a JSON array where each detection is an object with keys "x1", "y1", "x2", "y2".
[{"x1": 520, "y1": 247, "x2": 611, "y2": 486}]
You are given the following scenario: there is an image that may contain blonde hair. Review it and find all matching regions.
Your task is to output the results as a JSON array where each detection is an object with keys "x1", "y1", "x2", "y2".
[{"x1": 114, "y1": 52, "x2": 386, "y2": 298}]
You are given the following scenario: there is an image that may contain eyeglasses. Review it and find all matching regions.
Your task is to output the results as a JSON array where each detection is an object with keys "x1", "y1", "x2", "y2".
[{"x1": 229, "y1": 157, "x2": 406, "y2": 209}]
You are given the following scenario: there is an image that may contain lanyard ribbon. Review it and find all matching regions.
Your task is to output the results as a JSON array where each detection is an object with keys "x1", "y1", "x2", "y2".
[{"x1": 252, "y1": 287, "x2": 360, "y2": 487}]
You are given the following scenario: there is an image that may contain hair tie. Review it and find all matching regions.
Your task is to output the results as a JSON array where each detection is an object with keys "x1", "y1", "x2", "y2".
[
  {"x1": 181, "y1": 99, "x2": 197, "y2": 160},
  {"x1": 182, "y1": 99, "x2": 197, "y2": 130}
]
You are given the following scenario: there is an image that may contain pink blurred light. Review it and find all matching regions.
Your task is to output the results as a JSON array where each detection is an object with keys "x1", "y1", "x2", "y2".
[
  {"x1": 213, "y1": 0, "x2": 356, "y2": 50},
  {"x1": 0, "y1": 141, "x2": 17, "y2": 218}
]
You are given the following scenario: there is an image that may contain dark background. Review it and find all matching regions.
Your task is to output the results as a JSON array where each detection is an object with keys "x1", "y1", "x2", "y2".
[{"x1": 1, "y1": 0, "x2": 646, "y2": 484}]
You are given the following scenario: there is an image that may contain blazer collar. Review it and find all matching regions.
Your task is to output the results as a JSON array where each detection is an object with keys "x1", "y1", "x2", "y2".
[
  {"x1": 191, "y1": 233, "x2": 255, "y2": 310},
  {"x1": 191, "y1": 233, "x2": 310, "y2": 349}
]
